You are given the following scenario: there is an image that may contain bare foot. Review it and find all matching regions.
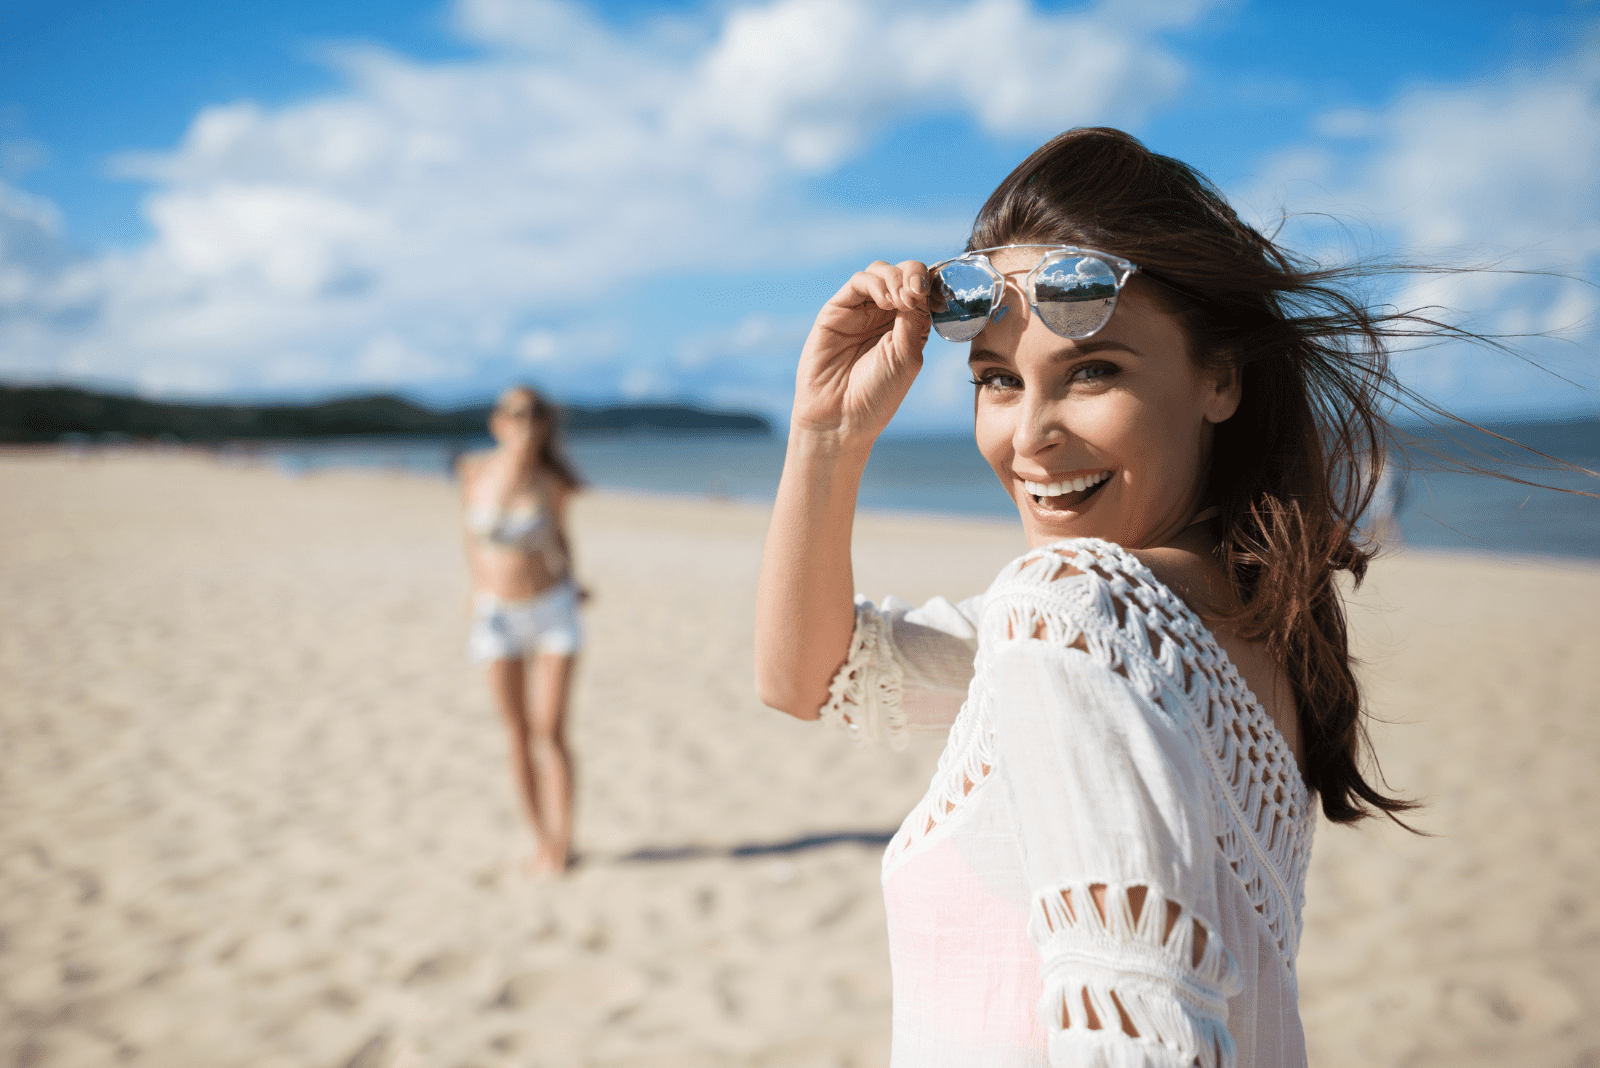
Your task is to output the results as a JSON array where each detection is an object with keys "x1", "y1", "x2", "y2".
[
  {"x1": 513, "y1": 842, "x2": 570, "y2": 880},
  {"x1": 533, "y1": 840, "x2": 573, "y2": 877}
]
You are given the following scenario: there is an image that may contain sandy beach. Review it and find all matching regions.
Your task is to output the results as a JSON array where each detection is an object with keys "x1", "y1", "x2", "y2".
[{"x1": 3, "y1": 450, "x2": 1598, "y2": 1068}]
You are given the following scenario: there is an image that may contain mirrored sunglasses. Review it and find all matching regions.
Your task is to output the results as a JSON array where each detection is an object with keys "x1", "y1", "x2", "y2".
[{"x1": 927, "y1": 245, "x2": 1139, "y2": 343}]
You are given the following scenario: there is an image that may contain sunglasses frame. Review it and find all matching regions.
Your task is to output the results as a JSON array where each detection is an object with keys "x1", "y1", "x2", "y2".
[{"x1": 927, "y1": 244, "x2": 1140, "y2": 343}]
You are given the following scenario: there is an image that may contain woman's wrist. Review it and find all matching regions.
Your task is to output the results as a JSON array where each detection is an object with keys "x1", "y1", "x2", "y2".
[{"x1": 785, "y1": 421, "x2": 876, "y2": 468}]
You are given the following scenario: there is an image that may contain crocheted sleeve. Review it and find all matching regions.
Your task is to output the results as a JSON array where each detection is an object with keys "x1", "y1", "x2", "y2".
[
  {"x1": 818, "y1": 593, "x2": 981, "y2": 750},
  {"x1": 983, "y1": 545, "x2": 1243, "y2": 1067}
]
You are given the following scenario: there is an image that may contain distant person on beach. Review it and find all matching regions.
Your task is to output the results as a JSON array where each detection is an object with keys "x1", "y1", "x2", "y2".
[
  {"x1": 755, "y1": 127, "x2": 1458, "y2": 1067},
  {"x1": 459, "y1": 386, "x2": 584, "y2": 877},
  {"x1": 1364, "y1": 445, "x2": 1408, "y2": 546}
]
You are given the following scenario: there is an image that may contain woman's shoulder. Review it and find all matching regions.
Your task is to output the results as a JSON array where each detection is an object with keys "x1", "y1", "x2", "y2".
[
  {"x1": 988, "y1": 537, "x2": 1214, "y2": 605},
  {"x1": 987, "y1": 537, "x2": 1150, "y2": 594},
  {"x1": 981, "y1": 537, "x2": 1209, "y2": 653}
]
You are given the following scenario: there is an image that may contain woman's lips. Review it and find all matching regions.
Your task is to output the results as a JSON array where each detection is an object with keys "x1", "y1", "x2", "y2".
[{"x1": 1021, "y1": 469, "x2": 1114, "y2": 511}]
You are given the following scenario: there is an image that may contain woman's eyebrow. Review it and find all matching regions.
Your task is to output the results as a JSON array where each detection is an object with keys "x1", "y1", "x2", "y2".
[
  {"x1": 968, "y1": 348, "x2": 1011, "y2": 365},
  {"x1": 967, "y1": 339, "x2": 1144, "y2": 365}
]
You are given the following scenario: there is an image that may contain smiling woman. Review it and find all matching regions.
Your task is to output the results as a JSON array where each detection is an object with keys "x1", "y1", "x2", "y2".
[
  {"x1": 748, "y1": 126, "x2": 1488, "y2": 1068},
  {"x1": 966, "y1": 274, "x2": 1240, "y2": 553}
]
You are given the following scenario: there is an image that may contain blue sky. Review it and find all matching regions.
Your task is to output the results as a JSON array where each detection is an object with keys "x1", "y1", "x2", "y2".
[{"x1": 2, "y1": 0, "x2": 1597, "y2": 431}]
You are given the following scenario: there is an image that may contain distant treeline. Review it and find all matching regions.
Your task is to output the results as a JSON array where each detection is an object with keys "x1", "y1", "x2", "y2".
[{"x1": 0, "y1": 385, "x2": 772, "y2": 443}]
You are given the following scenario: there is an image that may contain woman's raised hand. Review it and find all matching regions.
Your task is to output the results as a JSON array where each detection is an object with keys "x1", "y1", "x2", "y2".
[
  {"x1": 760, "y1": 260, "x2": 931, "y2": 718},
  {"x1": 791, "y1": 260, "x2": 931, "y2": 445}
]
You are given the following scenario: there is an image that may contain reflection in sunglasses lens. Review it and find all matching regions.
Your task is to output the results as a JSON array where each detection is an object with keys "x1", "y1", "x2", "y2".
[
  {"x1": 930, "y1": 260, "x2": 998, "y2": 342},
  {"x1": 1033, "y1": 255, "x2": 1119, "y2": 339}
]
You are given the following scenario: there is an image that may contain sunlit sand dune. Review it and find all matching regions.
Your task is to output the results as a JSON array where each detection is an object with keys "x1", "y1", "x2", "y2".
[{"x1": 2, "y1": 452, "x2": 1596, "y2": 1067}]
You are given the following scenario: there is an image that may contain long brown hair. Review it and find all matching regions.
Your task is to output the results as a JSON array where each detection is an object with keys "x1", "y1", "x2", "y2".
[
  {"x1": 496, "y1": 385, "x2": 584, "y2": 490},
  {"x1": 968, "y1": 127, "x2": 1574, "y2": 826}
]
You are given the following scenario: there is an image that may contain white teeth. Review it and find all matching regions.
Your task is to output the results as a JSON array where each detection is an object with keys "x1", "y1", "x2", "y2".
[{"x1": 1022, "y1": 470, "x2": 1112, "y2": 498}]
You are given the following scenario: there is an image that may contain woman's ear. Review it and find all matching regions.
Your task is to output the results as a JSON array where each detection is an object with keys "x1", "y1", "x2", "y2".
[{"x1": 1203, "y1": 356, "x2": 1243, "y2": 425}]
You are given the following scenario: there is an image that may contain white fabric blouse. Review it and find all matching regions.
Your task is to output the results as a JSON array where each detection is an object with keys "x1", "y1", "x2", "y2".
[{"x1": 821, "y1": 538, "x2": 1315, "y2": 1068}]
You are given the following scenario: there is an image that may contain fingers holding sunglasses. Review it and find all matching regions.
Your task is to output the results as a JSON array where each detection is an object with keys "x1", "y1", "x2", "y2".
[
  {"x1": 854, "y1": 260, "x2": 930, "y2": 314},
  {"x1": 897, "y1": 259, "x2": 931, "y2": 309},
  {"x1": 808, "y1": 261, "x2": 927, "y2": 347},
  {"x1": 851, "y1": 264, "x2": 896, "y2": 311},
  {"x1": 884, "y1": 259, "x2": 933, "y2": 353},
  {"x1": 851, "y1": 261, "x2": 931, "y2": 360}
]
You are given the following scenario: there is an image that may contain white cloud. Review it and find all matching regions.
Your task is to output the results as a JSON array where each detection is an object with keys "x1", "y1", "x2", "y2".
[
  {"x1": 1239, "y1": 42, "x2": 1600, "y2": 416},
  {"x1": 1312, "y1": 107, "x2": 1378, "y2": 140},
  {"x1": 0, "y1": 139, "x2": 51, "y2": 180},
  {"x1": 517, "y1": 330, "x2": 559, "y2": 364},
  {"x1": 356, "y1": 334, "x2": 450, "y2": 383},
  {"x1": 0, "y1": 0, "x2": 1217, "y2": 402},
  {"x1": 0, "y1": 180, "x2": 71, "y2": 275},
  {"x1": 513, "y1": 323, "x2": 629, "y2": 370},
  {"x1": 676, "y1": 0, "x2": 1198, "y2": 169},
  {"x1": 675, "y1": 312, "x2": 810, "y2": 369},
  {"x1": 620, "y1": 366, "x2": 668, "y2": 399},
  {"x1": 0, "y1": 182, "x2": 106, "y2": 382}
]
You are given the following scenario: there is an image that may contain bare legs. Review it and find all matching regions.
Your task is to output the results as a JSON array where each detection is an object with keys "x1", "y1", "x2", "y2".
[
  {"x1": 529, "y1": 652, "x2": 577, "y2": 871},
  {"x1": 486, "y1": 653, "x2": 577, "y2": 875}
]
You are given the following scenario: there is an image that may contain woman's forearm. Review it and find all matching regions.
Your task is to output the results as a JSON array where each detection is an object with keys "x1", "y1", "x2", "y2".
[
  {"x1": 755, "y1": 428, "x2": 874, "y2": 720},
  {"x1": 755, "y1": 258, "x2": 930, "y2": 719}
]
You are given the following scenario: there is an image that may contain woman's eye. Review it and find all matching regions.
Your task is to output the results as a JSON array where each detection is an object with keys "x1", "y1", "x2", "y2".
[
  {"x1": 970, "y1": 371, "x2": 1022, "y2": 392},
  {"x1": 1070, "y1": 362, "x2": 1116, "y2": 384}
]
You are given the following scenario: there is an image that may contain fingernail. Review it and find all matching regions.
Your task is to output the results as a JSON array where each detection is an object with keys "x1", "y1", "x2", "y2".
[{"x1": 911, "y1": 275, "x2": 927, "y2": 294}]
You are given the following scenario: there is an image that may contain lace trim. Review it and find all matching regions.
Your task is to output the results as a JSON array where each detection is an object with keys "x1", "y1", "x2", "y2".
[
  {"x1": 819, "y1": 598, "x2": 909, "y2": 751},
  {"x1": 1032, "y1": 880, "x2": 1243, "y2": 1068},
  {"x1": 987, "y1": 539, "x2": 1314, "y2": 975}
]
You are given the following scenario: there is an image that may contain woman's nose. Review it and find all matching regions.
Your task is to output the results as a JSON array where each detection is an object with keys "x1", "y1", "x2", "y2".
[{"x1": 1013, "y1": 391, "x2": 1068, "y2": 460}]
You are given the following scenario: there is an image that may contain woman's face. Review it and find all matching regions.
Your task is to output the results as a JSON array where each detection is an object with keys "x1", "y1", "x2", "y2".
[
  {"x1": 969, "y1": 249, "x2": 1240, "y2": 550},
  {"x1": 490, "y1": 393, "x2": 548, "y2": 449}
]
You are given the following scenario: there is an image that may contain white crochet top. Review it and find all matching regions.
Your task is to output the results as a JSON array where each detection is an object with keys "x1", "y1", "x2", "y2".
[{"x1": 821, "y1": 539, "x2": 1315, "y2": 1068}]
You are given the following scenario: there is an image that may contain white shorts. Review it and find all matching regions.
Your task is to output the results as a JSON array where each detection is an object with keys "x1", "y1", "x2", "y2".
[{"x1": 469, "y1": 583, "x2": 584, "y2": 661}]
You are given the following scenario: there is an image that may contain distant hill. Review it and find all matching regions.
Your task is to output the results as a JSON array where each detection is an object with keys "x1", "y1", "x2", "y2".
[
  {"x1": 0, "y1": 385, "x2": 772, "y2": 443},
  {"x1": 562, "y1": 403, "x2": 770, "y2": 434}
]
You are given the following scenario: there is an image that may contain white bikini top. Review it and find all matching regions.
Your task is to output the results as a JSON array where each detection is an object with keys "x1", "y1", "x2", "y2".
[{"x1": 467, "y1": 500, "x2": 567, "y2": 574}]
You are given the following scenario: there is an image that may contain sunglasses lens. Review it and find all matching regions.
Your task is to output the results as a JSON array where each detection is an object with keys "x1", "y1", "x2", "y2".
[
  {"x1": 1033, "y1": 255, "x2": 1120, "y2": 339},
  {"x1": 930, "y1": 260, "x2": 999, "y2": 342}
]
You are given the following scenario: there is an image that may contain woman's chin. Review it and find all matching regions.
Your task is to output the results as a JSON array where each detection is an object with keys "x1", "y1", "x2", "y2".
[{"x1": 1017, "y1": 482, "x2": 1115, "y2": 544}]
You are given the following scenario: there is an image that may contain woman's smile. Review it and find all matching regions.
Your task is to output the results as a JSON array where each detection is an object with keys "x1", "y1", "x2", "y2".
[{"x1": 1019, "y1": 468, "x2": 1115, "y2": 511}]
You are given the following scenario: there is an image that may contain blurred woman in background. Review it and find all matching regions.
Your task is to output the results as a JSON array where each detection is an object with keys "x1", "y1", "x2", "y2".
[{"x1": 459, "y1": 385, "x2": 585, "y2": 877}]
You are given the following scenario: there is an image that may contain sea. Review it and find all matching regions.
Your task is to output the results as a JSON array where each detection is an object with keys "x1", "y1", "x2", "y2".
[{"x1": 245, "y1": 419, "x2": 1600, "y2": 561}]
